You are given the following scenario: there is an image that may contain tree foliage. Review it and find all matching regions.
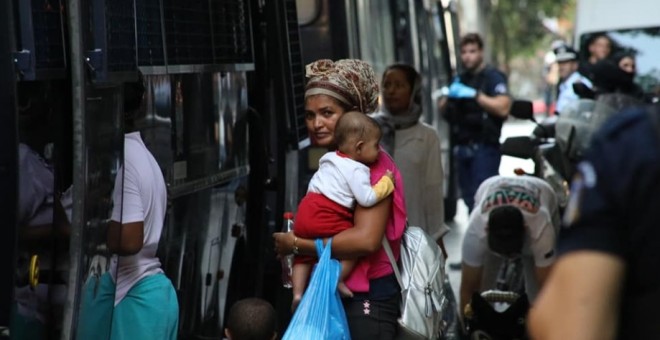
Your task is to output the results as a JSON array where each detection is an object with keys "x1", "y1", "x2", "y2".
[{"x1": 490, "y1": 0, "x2": 575, "y2": 69}]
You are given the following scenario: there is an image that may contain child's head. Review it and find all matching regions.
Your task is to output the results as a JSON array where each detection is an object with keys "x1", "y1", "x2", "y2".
[
  {"x1": 225, "y1": 298, "x2": 277, "y2": 340},
  {"x1": 334, "y1": 111, "x2": 382, "y2": 164}
]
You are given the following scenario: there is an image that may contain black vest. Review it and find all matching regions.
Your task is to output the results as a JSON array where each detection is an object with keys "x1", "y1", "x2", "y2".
[
  {"x1": 618, "y1": 104, "x2": 660, "y2": 339},
  {"x1": 447, "y1": 67, "x2": 505, "y2": 145}
]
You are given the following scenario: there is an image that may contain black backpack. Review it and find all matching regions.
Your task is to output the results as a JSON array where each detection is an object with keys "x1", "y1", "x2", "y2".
[{"x1": 466, "y1": 292, "x2": 529, "y2": 340}]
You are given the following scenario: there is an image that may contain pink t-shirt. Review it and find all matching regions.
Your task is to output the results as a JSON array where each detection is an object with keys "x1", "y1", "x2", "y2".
[{"x1": 344, "y1": 149, "x2": 407, "y2": 293}]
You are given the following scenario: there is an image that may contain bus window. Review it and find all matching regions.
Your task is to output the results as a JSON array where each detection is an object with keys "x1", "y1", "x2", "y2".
[
  {"x1": 296, "y1": 0, "x2": 320, "y2": 26},
  {"x1": 356, "y1": 0, "x2": 397, "y2": 80}
]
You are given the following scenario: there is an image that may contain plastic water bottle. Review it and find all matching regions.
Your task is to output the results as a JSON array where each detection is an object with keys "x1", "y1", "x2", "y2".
[{"x1": 281, "y1": 212, "x2": 295, "y2": 288}]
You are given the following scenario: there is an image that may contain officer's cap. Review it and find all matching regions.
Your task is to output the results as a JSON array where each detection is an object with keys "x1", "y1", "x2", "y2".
[{"x1": 554, "y1": 45, "x2": 578, "y2": 63}]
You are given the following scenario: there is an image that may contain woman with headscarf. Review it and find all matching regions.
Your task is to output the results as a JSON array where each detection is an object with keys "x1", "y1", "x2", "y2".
[
  {"x1": 274, "y1": 59, "x2": 407, "y2": 340},
  {"x1": 591, "y1": 56, "x2": 644, "y2": 100},
  {"x1": 614, "y1": 51, "x2": 636, "y2": 74},
  {"x1": 372, "y1": 64, "x2": 448, "y2": 255}
]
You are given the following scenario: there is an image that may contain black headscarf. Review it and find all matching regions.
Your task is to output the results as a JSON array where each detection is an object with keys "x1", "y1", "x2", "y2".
[{"x1": 591, "y1": 59, "x2": 643, "y2": 98}]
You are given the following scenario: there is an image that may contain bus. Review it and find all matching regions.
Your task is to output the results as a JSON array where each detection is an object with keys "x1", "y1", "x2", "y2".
[
  {"x1": 1, "y1": 0, "x2": 307, "y2": 338},
  {"x1": 0, "y1": 0, "x2": 458, "y2": 338}
]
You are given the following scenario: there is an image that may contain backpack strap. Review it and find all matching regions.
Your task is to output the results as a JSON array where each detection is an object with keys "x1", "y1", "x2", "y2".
[{"x1": 381, "y1": 237, "x2": 404, "y2": 287}]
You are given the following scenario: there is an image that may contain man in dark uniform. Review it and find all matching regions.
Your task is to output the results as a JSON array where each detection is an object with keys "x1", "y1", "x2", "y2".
[
  {"x1": 529, "y1": 103, "x2": 660, "y2": 339},
  {"x1": 442, "y1": 33, "x2": 512, "y2": 211}
]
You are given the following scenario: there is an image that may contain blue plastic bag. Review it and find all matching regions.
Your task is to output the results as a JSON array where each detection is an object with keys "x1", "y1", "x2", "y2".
[{"x1": 282, "y1": 239, "x2": 351, "y2": 340}]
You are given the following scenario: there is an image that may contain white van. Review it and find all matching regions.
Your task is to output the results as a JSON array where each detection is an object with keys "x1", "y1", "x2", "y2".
[{"x1": 574, "y1": 0, "x2": 660, "y2": 99}]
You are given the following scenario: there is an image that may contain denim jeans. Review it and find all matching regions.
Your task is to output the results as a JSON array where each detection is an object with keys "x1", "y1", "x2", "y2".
[{"x1": 454, "y1": 143, "x2": 501, "y2": 211}]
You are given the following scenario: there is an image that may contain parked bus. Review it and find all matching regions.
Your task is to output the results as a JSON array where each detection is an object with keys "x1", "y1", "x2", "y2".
[
  {"x1": 0, "y1": 0, "x2": 458, "y2": 338},
  {"x1": 1, "y1": 0, "x2": 307, "y2": 338}
]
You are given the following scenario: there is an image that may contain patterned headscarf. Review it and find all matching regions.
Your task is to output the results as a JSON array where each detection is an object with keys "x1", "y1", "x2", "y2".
[{"x1": 305, "y1": 59, "x2": 379, "y2": 114}]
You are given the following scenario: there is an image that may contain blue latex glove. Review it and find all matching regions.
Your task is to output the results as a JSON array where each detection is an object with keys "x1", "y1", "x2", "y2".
[{"x1": 447, "y1": 80, "x2": 477, "y2": 98}]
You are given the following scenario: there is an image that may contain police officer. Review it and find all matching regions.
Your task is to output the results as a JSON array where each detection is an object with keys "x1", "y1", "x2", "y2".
[
  {"x1": 529, "y1": 103, "x2": 660, "y2": 339},
  {"x1": 554, "y1": 45, "x2": 592, "y2": 115},
  {"x1": 442, "y1": 33, "x2": 512, "y2": 212}
]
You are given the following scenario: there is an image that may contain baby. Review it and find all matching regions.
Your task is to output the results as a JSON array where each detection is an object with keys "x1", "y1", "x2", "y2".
[
  {"x1": 292, "y1": 111, "x2": 395, "y2": 310},
  {"x1": 225, "y1": 298, "x2": 277, "y2": 340}
]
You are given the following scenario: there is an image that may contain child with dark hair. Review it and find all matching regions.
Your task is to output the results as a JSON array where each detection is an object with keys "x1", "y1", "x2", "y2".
[
  {"x1": 225, "y1": 298, "x2": 277, "y2": 340},
  {"x1": 292, "y1": 111, "x2": 395, "y2": 310}
]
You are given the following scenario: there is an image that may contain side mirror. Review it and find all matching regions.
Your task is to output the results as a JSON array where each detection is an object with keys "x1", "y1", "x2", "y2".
[
  {"x1": 501, "y1": 136, "x2": 536, "y2": 159},
  {"x1": 509, "y1": 100, "x2": 534, "y2": 120},
  {"x1": 573, "y1": 82, "x2": 595, "y2": 99}
]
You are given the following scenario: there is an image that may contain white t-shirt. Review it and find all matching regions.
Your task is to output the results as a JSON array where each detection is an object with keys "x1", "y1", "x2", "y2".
[
  {"x1": 307, "y1": 151, "x2": 381, "y2": 208},
  {"x1": 110, "y1": 132, "x2": 167, "y2": 306},
  {"x1": 462, "y1": 176, "x2": 560, "y2": 268}
]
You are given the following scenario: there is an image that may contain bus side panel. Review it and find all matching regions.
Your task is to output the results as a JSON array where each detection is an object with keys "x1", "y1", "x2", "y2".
[
  {"x1": 139, "y1": 71, "x2": 251, "y2": 338},
  {"x1": 0, "y1": 0, "x2": 18, "y2": 329}
]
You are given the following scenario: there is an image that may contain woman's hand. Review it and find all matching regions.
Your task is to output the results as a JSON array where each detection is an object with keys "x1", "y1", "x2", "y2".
[{"x1": 273, "y1": 231, "x2": 296, "y2": 256}]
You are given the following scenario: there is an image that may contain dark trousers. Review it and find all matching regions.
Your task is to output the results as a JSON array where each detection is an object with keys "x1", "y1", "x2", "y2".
[
  {"x1": 343, "y1": 293, "x2": 400, "y2": 340},
  {"x1": 454, "y1": 143, "x2": 501, "y2": 211}
]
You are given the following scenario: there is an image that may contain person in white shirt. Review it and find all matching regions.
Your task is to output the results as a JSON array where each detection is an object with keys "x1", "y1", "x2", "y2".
[
  {"x1": 459, "y1": 175, "x2": 560, "y2": 317},
  {"x1": 554, "y1": 45, "x2": 593, "y2": 114},
  {"x1": 292, "y1": 111, "x2": 395, "y2": 310},
  {"x1": 77, "y1": 75, "x2": 178, "y2": 339}
]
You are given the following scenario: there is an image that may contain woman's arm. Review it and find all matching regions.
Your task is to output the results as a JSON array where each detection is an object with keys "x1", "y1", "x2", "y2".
[
  {"x1": 107, "y1": 220, "x2": 144, "y2": 256},
  {"x1": 273, "y1": 195, "x2": 392, "y2": 259}
]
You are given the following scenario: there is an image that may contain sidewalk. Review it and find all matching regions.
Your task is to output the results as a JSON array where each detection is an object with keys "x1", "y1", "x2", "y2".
[{"x1": 445, "y1": 200, "x2": 469, "y2": 303}]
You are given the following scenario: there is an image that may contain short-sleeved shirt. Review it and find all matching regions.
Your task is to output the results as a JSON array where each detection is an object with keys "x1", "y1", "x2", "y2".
[
  {"x1": 559, "y1": 105, "x2": 660, "y2": 338},
  {"x1": 556, "y1": 71, "x2": 593, "y2": 114},
  {"x1": 307, "y1": 151, "x2": 384, "y2": 208},
  {"x1": 450, "y1": 66, "x2": 509, "y2": 145},
  {"x1": 110, "y1": 132, "x2": 167, "y2": 306},
  {"x1": 462, "y1": 176, "x2": 559, "y2": 268}
]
